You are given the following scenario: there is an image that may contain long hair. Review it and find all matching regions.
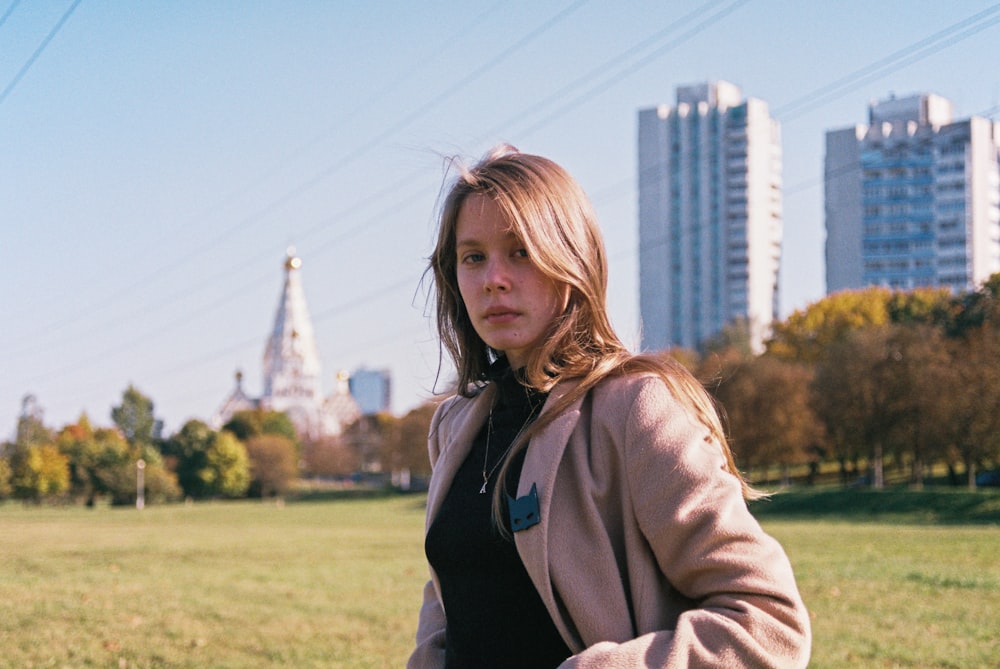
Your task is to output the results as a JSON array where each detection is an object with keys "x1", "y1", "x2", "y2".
[{"x1": 429, "y1": 145, "x2": 759, "y2": 531}]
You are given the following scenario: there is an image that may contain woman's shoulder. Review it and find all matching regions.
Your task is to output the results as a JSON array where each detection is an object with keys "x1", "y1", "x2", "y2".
[
  {"x1": 429, "y1": 386, "x2": 488, "y2": 432},
  {"x1": 589, "y1": 366, "x2": 678, "y2": 408}
]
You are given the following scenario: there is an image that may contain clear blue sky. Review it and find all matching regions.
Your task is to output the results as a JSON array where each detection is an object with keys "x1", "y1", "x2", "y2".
[{"x1": 3, "y1": 0, "x2": 999, "y2": 440}]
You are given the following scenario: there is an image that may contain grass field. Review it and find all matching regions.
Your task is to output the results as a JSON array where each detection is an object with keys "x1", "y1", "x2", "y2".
[{"x1": 1, "y1": 490, "x2": 998, "y2": 668}]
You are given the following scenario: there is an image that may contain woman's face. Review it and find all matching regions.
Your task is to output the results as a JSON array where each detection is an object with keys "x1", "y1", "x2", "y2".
[{"x1": 455, "y1": 193, "x2": 567, "y2": 369}]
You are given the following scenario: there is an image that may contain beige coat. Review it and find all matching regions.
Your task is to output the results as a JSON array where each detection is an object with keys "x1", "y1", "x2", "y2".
[{"x1": 408, "y1": 372, "x2": 811, "y2": 668}]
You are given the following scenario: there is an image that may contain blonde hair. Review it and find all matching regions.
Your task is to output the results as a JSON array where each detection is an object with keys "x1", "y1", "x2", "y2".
[{"x1": 430, "y1": 145, "x2": 758, "y2": 529}]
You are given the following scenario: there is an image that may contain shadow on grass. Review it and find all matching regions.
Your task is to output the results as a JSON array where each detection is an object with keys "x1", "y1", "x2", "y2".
[
  {"x1": 287, "y1": 484, "x2": 427, "y2": 506},
  {"x1": 750, "y1": 487, "x2": 1000, "y2": 525}
]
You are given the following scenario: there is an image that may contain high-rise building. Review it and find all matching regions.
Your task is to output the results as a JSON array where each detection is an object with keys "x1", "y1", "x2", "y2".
[
  {"x1": 638, "y1": 81, "x2": 782, "y2": 353},
  {"x1": 212, "y1": 249, "x2": 360, "y2": 440},
  {"x1": 825, "y1": 93, "x2": 1000, "y2": 293},
  {"x1": 348, "y1": 367, "x2": 392, "y2": 416}
]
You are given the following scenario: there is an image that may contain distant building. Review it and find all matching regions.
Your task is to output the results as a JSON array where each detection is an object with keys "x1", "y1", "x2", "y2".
[
  {"x1": 212, "y1": 249, "x2": 360, "y2": 440},
  {"x1": 638, "y1": 81, "x2": 782, "y2": 353},
  {"x1": 825, "y1": 93, "x2": 1000, "y2": 293},
  {"x1": 348, "y1": 367, "x2": 391, "y2": 415}
]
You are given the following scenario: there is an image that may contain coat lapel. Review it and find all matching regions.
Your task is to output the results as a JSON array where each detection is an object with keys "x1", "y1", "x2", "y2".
[
  {"x1": 424, "y1": 385, "x2": 496, "y2": 532},
  {"x1": 514, "y1": 378, "x2": 586, "y2": 647}
]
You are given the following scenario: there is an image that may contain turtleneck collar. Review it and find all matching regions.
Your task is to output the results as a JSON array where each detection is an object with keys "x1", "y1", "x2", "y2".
[{"x1": 485, "y1": 356, "x2": 545, "y2": 412}]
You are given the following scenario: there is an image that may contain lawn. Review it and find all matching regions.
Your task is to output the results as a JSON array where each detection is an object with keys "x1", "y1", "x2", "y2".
[{"x1": 1, "y1": 490, "x2": 998, "y2": 668}]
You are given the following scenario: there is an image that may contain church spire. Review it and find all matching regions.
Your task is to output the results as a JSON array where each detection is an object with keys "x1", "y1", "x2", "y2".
[{"x1": 262, "y1": 247, "x2": 323, "y2": 408}]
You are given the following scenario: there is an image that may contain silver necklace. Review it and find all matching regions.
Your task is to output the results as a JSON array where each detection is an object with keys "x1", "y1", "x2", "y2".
[{"x1": 480, "y1": 399, "x2": 542, "y2": 494}]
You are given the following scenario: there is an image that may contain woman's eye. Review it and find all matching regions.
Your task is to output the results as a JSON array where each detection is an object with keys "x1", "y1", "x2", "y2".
[
  {"x1": 513, "y1": 248, "x2": 529, "y2": 259},
  {"x1": 460, "y1": 252, "x2": 484, "y2": 264}
]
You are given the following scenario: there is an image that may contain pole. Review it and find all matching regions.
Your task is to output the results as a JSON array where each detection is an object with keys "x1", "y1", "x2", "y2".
[{"x1": 136, "y1": 459, "x2": 146, "y2": 510}]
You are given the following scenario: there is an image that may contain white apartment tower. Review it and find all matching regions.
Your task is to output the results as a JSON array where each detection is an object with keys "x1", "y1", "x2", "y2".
[
  {"x1": 825, "y1": 93, "x2": 1000, "y2": 293},
  {"x1": 638, "y1": 81, "x2": 782, "y2": 353}
]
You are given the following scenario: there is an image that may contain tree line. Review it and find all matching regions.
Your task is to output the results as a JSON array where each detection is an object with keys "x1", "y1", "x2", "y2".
[
  {"x1": 0, "y1": 385, "x2": 437, "y2": 506},
  {"x1": 694, "y1": 273, "x2": 1000, "y2": 490},
  {"x1": 3, "y1": 273, "x2": 999, "y2": 505}
]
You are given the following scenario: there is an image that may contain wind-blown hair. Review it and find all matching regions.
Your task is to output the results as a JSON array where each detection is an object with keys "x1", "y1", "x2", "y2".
[{"x1": 429, "y1": 145, "x2": 759, "y2": 525}]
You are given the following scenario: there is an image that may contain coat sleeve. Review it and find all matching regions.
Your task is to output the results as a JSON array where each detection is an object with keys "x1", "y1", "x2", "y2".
[
  {"x1": 560, "y1": 377, "x2": 811, "y2": 668},
  {"x1": 406, "y1": 579, "x2": 447, "y2": 669}
]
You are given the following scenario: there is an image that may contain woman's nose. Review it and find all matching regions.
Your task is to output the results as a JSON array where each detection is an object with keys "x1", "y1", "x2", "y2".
[{"x1": 484, "y1": 258, "x2": 510, "y2": 292}]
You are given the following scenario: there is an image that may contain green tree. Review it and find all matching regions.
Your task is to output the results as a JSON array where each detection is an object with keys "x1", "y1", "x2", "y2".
[
  {"x1": 203, "y1": 431, "x2": 251, "y2": 498},
  {"x1": 163, "y1": 420, "x2": 249, "y2": 499},
  {"x1": 223, "y1": 409, "x2": 297, "y2": 444},
  {"x1": 162, "y1": 419, "x2": 214, "y2": 498},
  {"x1": 111, "y1": 384, "x2": 163, "y2": 447}
]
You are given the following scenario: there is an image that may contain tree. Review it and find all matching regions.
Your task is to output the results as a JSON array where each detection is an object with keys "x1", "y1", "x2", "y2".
[
  {"x1": 203, "y1": 431, "x2": 251, "y2": 498},
  {"x1": 244, "y1": 434, "x2": 298, "y2": 498},
  {"x1": 938, "y1": 326, "x2": 1000, "y2": 487},
  {"x1": 950, "y1": 272, "x2": 1000, "y2": 334},
  {"x1": 812, "y1": 327, "x2": 894, "y2": 487},
  {"x1": 12, "y1": 443, "x2": 69, "y2": 502},
  {"x1": 15, "y1": 394, "x2": 53, "y2": 450},
  {"x1": 56, "y1": 414, "x2": 133, "y2": 506},
  {"x1": 877, "y1": 324, "x2": 952, "y2": 487},
  {"x1": 163, "y1": 419, "x2": 250, "y2": 499},
  {"x1": 767, "y1": 287, "x2": 892, "y2": 364},
  {"x1": 0, "y1": 457, "x2": 12, "y2": 499},
  {"x1": 387, "y1": 404, "x2": 438, "y2": 482},
  {"x1": 111, "y1": 384, "x2": 163, "y2": 447},
  {"x1": 301, "y1": 435, "x2": 359, "y2": 478},
  {"x1": 710, "y1": 354, "x2": 822, "y2": 485},
  {"x1": 162, "y1": 419, "x2": 214, "y2": 498},
  {"x1": 342, "y1": 413, "x2": 396, "y2": 473},
  {"x1": 223, "y1": 409, "x2": 297, "y2": 444}
]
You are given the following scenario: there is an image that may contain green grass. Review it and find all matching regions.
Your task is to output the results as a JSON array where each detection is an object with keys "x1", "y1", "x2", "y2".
[{"x1": 1, "y1": 490, "x2": 998, "y2": 668}]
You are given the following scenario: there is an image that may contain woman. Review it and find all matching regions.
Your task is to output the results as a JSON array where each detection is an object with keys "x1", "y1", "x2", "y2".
[{"x1": 409, "y1": 146, "x2": 811, "y2": 668}]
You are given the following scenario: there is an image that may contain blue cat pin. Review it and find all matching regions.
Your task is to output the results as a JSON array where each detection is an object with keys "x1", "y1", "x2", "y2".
[{"x1": 508, "y1": 483, "x2": 541, "y2": 532}]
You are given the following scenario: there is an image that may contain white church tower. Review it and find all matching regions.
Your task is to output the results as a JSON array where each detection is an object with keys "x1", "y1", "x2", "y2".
[
  {"x1": 212, "y1": 248, "x2": 361, "y2": 441},
  {"x1": 261, "y1": 248, "x2": 325, "y2": 439}
]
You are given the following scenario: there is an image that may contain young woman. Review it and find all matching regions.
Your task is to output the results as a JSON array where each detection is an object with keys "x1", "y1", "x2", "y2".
[{"x1": 408, "y1": 146, "x2": 811, "y2": 668}]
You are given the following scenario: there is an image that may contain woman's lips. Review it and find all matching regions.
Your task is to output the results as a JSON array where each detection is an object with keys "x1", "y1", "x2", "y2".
[{"x1": 483, "y1": 307, "x2": 518, "y2": 324}]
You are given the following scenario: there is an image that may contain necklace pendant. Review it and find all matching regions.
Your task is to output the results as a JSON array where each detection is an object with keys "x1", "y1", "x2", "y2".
[{"x1": 479, "y1": 480, "x2": 488, "y2": 494}]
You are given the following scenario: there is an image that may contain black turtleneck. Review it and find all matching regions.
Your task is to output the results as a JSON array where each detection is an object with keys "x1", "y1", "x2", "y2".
[{"x1": 424, "y1": 359, "x2": 572, "y2": 668}]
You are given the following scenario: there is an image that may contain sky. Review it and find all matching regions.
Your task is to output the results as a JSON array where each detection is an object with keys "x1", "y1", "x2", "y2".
[{"x1": 3, "y1": 0, "x2": 999, "y2": 441}]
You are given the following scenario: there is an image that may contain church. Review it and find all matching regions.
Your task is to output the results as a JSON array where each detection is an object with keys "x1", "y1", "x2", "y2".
[{"x1": 211, "y1": 249, "x2": 361, "y2": 441}]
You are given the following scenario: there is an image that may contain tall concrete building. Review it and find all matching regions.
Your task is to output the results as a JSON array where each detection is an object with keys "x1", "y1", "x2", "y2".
[
  {"x1": 638, "y1": 81, "x2": 782, "y2": 353},
  {"x1": 825, "y1": 93, "x2": 1000, "y2": 293},
  {"x1": 348, "y1": 367, "x2": 392, "y2": 416}
]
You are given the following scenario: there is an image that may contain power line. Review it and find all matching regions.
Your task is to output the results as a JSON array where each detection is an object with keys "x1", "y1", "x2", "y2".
[
  {"x1": 507, "y1": 0, "x2": 752, "y2": 141},
  {"x1": 773, "y1": 3, "x2": 1000, "y2": 121},
  {"x1": 0, "y1": 0, "x2": 22, "y2": 30},
  {"x1": 0, "y1": 0, "x2": 82, "y2": 107},
  {"x1": 7, "y1": 0, "x2": 588, "y2": 351}
]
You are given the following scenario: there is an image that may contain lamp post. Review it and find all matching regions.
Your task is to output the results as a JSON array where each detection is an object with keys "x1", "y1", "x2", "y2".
[{"x1": 136, "y1": 459, "x2": 146, "y2": 510}]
